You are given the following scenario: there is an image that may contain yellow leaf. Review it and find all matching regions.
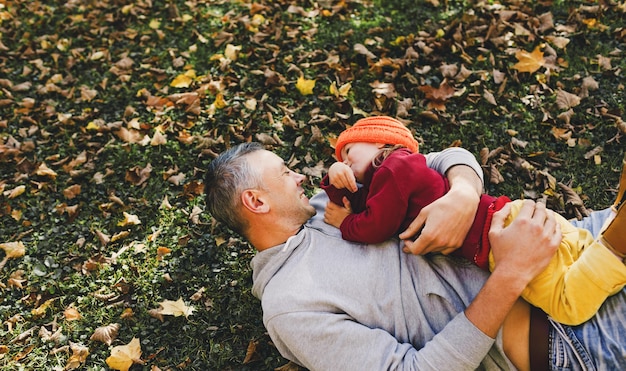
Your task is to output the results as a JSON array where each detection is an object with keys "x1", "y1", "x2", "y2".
[
  {"x1": 86, "y1": 121, "x2": 100, "y2": 130},
  {"x1": 513, "y1": 45, "x2": 545, "y2": 74},
  {"x1": 157, "y1": 298, "x2": 195, "y2": 318},
  {"x1": 170, "y1": 74, "x2": 193, "y2": 88},
  {"x1": 117, "y1": 212, "x2": 141, "y2": 227},
  {"x1": 337, "y1": 82, "x2": 351, "y2": 97},
  {"x1": 31, "y1": 298, "x2": 55, "y2": 318},
  {"x1": 296, "y1": 76, "x2": 316, "y2": 95},
  {"x1": 329, "y1": 82, "x2": 338, "y2": 96},
  {"x1": 149, "y1": 19, "x2": 160, "y2": 30},
  {"x1": 106, "y1": 337, "x2": 143, "y2": 371},
  {"x1": 214, "y1": 92, "x2": 227, "y2": 109}
]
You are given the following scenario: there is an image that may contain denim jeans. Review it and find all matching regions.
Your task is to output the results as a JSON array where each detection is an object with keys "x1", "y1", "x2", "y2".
[{"x1": 550, "y1": 208, "x2": 626, "y2": 370}]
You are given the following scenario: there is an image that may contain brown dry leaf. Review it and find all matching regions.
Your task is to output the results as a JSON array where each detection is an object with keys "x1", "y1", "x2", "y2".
[
  {"x1": 0, "y1": 241, "x2": 26, "y2": 259},
  {"x1": 105, "y1": 337, "x2": 143, "y2": 371},
  {"x1": 418, "y1": 82, "x2": 455, "y2": 111},
  {"x1": 483, "y1": 90, "x2": 497, "y2": 106},
  {"x1": 125, "y1": 163, "x2": 152, "y2": 186},
  {"x1": 512, "y1": 45, "x2": 545, "y2": 74},
  {"x1": 12, "y1": 344, "x2": 34, "y2": 362},
  {"x1": 63, "y1": 184, "x2": 81, "y2": 200},
  {"x1": 35, "y1": 162, "x2": 58, "y2": 179},
  {"x1": 156, "y1": 246, "x2": 171, "y2": 260},
  {"x1": 5, "y1": 185, "x2": 25, "y2": 199},
  {"x1": 596, "y1": 55, "x2": 612, "y2": 71},
  {"x1": 90, "y1": 323, "x2": 120, "y2": 346},
  {"x1": 116, "y1": 127, "x2": 145, "y2": 144},
  {"x1": 243, "y1": 340, "x2": 261, "y2": 364},
  {"x1": 580, "y1": 76, "x2": 599, "y2": 98},
  {"x1": 8, "y1": 270, "x2": 26, "y2": 289},
  {"x1": 95, "y1": 230, "x2": 111, "y2": 247},
  {"x1": 353, "y1": 43, "x2": 377, "y2": 59},
  {"x1": 148, "y1": 308, "x2": 164, "y2": 322},
  {"x1": 64, "y1": 342, "x2": 89, "y2": 370},
  {"x1": 64, "y1": 306, "x2": 82, "y2": 321},
  {"x1": 120, "y1": 308, "x2": 134, "y2": 319},
  {"x1": 150, "y1": 130, "x2": 167, "y2": 146},
  {"x1": 555, "y1": 89, "x2": 581, "y2": 110}
]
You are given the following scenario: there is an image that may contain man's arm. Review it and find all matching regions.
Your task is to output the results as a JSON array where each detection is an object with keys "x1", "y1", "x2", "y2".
[
  {"x1": 401, "y1": 148, "x2": 483, "y2": 254},
  {"x1": 467, "y1": 200, "x2": 561, "y2": 337}
]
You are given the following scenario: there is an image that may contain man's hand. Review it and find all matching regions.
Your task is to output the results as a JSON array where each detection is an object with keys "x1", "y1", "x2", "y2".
[
  {"x1": 328, "y1": 162, "x2": 358, "y2": 193},
  {"x1": 400, "y1": 165, "x2": 482, "y2": 255},
  {"x1": 489, "y1": 200, "x2": 561, "y2": 286},
  {"x1": 324, "y1": 197, "x2": 353, "y2": 228}
]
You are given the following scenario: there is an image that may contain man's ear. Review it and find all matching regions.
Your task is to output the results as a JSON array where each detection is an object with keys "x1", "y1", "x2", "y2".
[{"x1": 241, "y1": 189, "x2": 270, "y2": 214}]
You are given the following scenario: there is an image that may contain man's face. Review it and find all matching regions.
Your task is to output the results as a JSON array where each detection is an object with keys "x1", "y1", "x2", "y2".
[{"x1": 248, "y1": 150, "x2": 316, "y2": 224}]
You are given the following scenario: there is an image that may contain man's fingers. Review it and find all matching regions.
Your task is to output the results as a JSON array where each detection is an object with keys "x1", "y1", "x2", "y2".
[
  {"x1": 490, "y1": 202, "x2": 513, "y2": 232},
  {"x1": 399, "y1": 213, "x2": 426, "y2": 240}
]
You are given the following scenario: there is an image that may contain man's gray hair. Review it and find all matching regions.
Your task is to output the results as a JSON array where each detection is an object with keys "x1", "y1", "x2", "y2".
[{"x1": 204, "y1": 142, "x2": 265, "y2": 236}]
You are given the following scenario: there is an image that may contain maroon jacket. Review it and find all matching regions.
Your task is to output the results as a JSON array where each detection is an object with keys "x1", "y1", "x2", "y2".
[{"x1": 321, "y1": 148, "x2": 507, "y2": 270}]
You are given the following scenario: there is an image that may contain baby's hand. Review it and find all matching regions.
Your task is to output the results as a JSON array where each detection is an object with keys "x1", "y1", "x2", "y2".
[
  {"x1": 328, "y1": 162, "x2": 358, "y2": 192},
  {"x1": 324, "y1": 196, "x2": 353, "y2": 228}
]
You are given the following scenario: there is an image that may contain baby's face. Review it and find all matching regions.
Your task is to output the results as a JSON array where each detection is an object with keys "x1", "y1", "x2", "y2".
[{"x1": 341, "y1": 142, "x2": 382, "y2": 182}]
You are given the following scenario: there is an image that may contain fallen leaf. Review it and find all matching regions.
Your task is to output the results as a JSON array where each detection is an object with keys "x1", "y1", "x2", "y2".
[
  {"x1": 65, "y1": 342, "x2": 89, "y2": 370},
  {"x1": 5, "y1": 185, "x2": 25, "y2": 199},
  {"x1": 512, "y1": 45, "x2": 545, "y2": 74},
  {"x1": 117, "y1": 212, "x2": 141, "y2": 227},
  {"x1": 64, "y1": 306, "x2": 82, "y2": 321},
  {"x1": 170, "y1": 74, "x2": 193, "y2": 88},
  {"x1": 106, "y1": 337, "x2": 143, "y2": 371},
  {"x1": 90, "y1": 323, "x2": 120, "y2": 346},
  {"x1": 156, "y1": 298, "x2": 195, "y2": 318},
  {"x1": 35, "y1": 163, "x2": 58, "y2": 179},
  {"x1": 243, "y1": 340, "x2": 260, "y2": 364},
  {"x1": 555, "y1": 89, "x2": 581, "y2": 110},
  {"x1": 0, "y1": 241, "x2": 26, "y2": 260},
  {"x1": 296, "y1": 76, "x2": 315, "y2": 95}
]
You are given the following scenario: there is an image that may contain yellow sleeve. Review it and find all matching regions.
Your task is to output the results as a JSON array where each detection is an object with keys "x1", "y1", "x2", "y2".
[{"x1": 490, "y1": 200, "x2": 626, "y2": 325}]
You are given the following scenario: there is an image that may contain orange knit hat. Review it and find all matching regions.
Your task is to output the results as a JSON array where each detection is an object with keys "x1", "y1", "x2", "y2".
[{"x1": 335, "y1": 116, "x2": 419, "y2": 161}]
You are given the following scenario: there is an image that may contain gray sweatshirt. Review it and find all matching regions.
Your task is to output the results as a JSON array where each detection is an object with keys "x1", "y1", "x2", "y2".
[{"x1": 251, "y1": 148, "x2": 515, "y2": 370}]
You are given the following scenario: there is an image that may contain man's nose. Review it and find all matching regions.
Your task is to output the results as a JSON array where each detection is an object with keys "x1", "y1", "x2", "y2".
[{"x1": 294, "y1": 172, "x2": 307, "y2": 185}]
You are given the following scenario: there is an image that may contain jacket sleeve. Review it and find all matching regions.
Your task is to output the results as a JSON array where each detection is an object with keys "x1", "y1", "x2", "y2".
[
  {"x1": 424, "y1": 148, "x2": 484, "y2": 186},
  {"x1": 320, "y1": 174, "x2": 369, "y2": 213},
  {"x1": 266, "y1": 311, "x2": 496, "y2": 371},
  {"x1": 338, "y1": 166, "x2": 410, "y2": 244}
]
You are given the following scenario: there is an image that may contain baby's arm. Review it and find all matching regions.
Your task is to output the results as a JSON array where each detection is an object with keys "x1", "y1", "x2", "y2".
[{"x1": 327, "y1": 162, "x2": 358, "y2": 193}]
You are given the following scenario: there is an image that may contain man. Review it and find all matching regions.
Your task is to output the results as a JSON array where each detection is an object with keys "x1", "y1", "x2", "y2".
[{"x1": 204, "y1": 142, "x2": 626, "y2": 370}]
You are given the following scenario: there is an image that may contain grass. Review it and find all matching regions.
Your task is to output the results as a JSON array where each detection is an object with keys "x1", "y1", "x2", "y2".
[{"x1": 0, "y1": 0, "x2": 625, "y2": 370}]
